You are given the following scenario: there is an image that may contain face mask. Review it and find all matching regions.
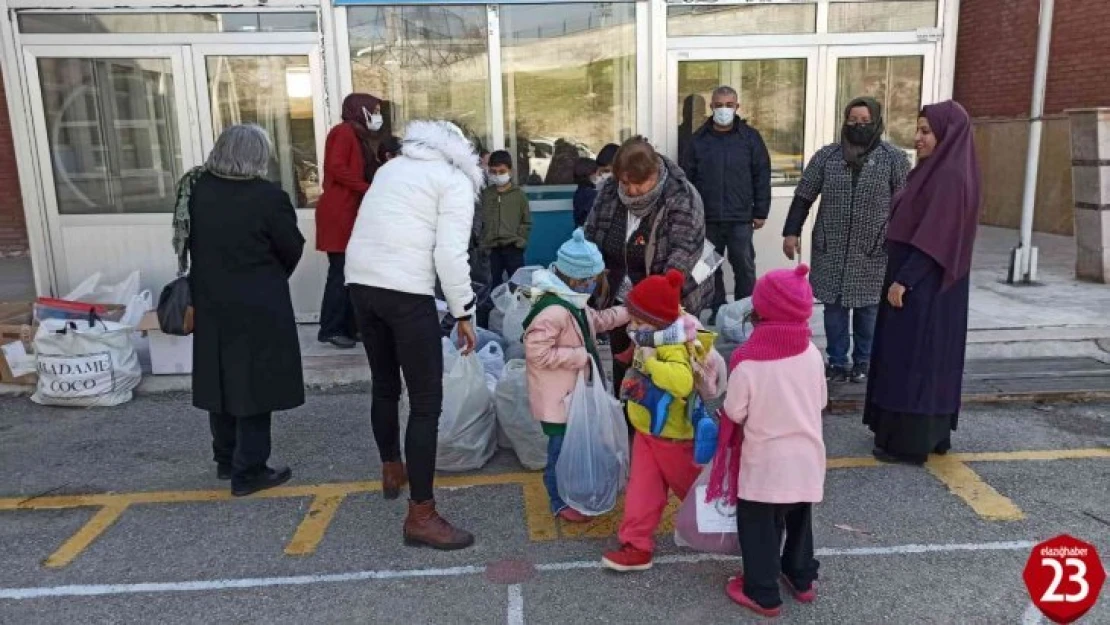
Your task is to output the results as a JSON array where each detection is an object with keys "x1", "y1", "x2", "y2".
[
  {"x1": 489, "y1": 173, "x2": 511, "y2": 187},
  {"x1": 363, "y1": 109, "x2": 383, "y2": 132},
  {"x1": 845, "y1": 122, "x2": 878, "y2": 146},
  {"x1": 570, "y1": 279, "x2": 596, "y2": 295},
  {"x1": 712, "y1": 107, "x2": 736, "y2": 126},
  {"x1": 595, "y1": 172, "x2": 611, "y2": 189}
]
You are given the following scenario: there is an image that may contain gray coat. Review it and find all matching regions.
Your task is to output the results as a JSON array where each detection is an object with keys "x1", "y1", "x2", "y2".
[{"x1": 785, "y1": 142, "x2": 911, "y2": 308}]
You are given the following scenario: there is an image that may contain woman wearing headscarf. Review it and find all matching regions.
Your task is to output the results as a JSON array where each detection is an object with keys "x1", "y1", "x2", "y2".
[
  {"x1": 783, "y1": 97, "x2": 911, "y2": 384},
  {"x1": 314, "y1": 93, "x2": 384, "y2": 349},
  {"x1": 863, "y1": 100, "x2": 982, "y2": 466}
]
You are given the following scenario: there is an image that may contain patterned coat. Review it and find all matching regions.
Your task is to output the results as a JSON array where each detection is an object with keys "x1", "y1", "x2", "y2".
[{"x1": 788, "y1": 142, "x2": 911, "y2": 308}]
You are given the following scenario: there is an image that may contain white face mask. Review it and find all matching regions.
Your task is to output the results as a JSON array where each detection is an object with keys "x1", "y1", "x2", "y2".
[
  {"x1": 595, "y1": 172, "x2": 611, "y2": 189},
  {"x1": 489, "y1": 172, "x2": 511, "y2": 187},
  {"x1": 713, "y1": 107, "x2": 737, "y2": 127},
  {"x1": 363, "y1": 109, "x2": 383, "y2": 132}
]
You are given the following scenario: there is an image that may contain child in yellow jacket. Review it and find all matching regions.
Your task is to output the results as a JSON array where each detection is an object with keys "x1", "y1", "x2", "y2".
[{"x1": 602, "y1": 270, "x2": 703, "y2": 572}]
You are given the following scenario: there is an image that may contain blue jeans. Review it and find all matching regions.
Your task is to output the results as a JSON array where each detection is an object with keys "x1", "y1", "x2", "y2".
[
  {"x1": 543, "y1": 433, "x2": 567, "y2": 514},
  {"x1": 823, "y1": 303, "x2": 878, "y2": 368}
]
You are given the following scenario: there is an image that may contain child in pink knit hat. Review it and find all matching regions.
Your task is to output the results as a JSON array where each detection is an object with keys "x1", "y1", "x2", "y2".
[{"x1": 714, "y1": 264, "x2": 828, "y2": 618}]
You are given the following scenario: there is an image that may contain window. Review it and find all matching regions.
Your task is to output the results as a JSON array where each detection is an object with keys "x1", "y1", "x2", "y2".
[
  {"x1": 677, "y1": 59, "x2": 808, "y2": 186},
  {"x1": 348, "y1": 6, "x2": 493, "y2": 151},
  {"x1": 18, "y1": 12, "x2": 317, "y2": 34},
  {"x1": 500, "y1": 3, "x2": 636, "y2": 186},
  {"x1": 37, "y1": 58, "x2": 182, "y2": 214},
  {"x1": 828, "y1": 1, "x2": 937, "y2": 33},
  {"x1": 835, "y1": 56, "x2": 924, "y2": 150},
  {"x1": 667, "y1": 3, "x2": 817, "y2": 37}
]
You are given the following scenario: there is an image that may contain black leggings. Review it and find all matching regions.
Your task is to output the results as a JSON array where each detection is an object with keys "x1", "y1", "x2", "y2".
[
  {"x1": 349, "y1": 284, "x2": 443, "y2": 503},
  {"x1": 736, "y1": 500, "x2": 819, "y2": 609}
]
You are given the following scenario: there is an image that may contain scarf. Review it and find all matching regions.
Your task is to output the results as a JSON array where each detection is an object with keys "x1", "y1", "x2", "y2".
[
  {"x1": 617, "y1": 158, "x2": 669, "y2": 219},
  {"x1": 841, "y1": 96, "x2": 885, "y2": 172},
  {"x1": 172, "y1": 166, "x2": 206, "y2": 275},
  {"x1": 705, "y1": 320, "x2": 812, "y2": 506},
  {"x1": 340, "y1": 93, "x2": 383, "y2": 183}
]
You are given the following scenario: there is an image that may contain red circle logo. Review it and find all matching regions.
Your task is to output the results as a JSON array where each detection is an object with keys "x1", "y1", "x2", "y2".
[{"x1": 1023, "y1": 535, "x2": 1106, "y2": 624}]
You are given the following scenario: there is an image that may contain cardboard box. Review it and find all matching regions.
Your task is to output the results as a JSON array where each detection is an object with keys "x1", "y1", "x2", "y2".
[
  {"x1": 0, "y1": 302, "x2": 37, "y2": 385},
  {"x1": 139, "y1": 311, "x2": 193, "y2": 375}
]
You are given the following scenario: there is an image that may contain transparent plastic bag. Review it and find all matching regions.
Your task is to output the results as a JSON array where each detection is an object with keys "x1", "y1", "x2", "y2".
[
  {"x1": 717, "y1": 297, "x2": 754, "y2": 344},
  {"x1": 674, "y1": 462, "x2": 740, "y2": 555},
  {"x1": 433, "y1": 349, "x2": 497, "y2": 472},
  {"x1": 690, "y1": 240, "x2": 725, "y2": 286},
  {"x1": 508, "y1": 265, "x2": 543, "y2": 290},
  {"x1": 493, "y1": 360, "x2": 547, "y2": 470},
  {"x1": 478, "y1": 341, "x2": 506, "y2": 393},
  {"x1": 501, "y1": 290, "x2": 532, "y2": 344},
  {"x1": 555, "y1": 360, "x2": 630, "y2": 516},
  {"x1": 64, "y1": 270, "x2": 141, "y2": 305}
]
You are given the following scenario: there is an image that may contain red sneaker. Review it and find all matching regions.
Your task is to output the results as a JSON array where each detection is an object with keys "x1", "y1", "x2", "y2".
[
  {"x1": 780, "y1": 574, "x2": 817, "y2": 603},
  {"x1": 558, "y1": 508, "x2": 590, "y2": 523},
  {"x1": 726, "y1": 576, "x2": 782, "y2": 618},
  {"x1": 601, "y1": 544, "x2": 653, "y2": 572}
]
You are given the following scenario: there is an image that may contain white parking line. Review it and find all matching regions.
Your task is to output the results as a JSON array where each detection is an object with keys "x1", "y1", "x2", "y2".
[
  {"x1": 0, "y1": 540, "x2": 1035, "y2": 601},
  {"x1": 506, "y1": 584, "x2": 524, "y2": 625}
]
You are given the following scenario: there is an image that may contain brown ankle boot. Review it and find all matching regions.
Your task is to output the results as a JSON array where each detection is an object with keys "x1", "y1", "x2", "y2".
[
  {"x1": 382, "y1": 461, "x2": 408, "y2": 500},
  {"x1": 403, "y1": 500, "x2": 475, "y2": 550}
]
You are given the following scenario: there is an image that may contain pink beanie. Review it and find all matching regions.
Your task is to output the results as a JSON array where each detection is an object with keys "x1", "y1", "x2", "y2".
[{"x1": 752, "y1": 264, "x2": 813, "y2": 324}]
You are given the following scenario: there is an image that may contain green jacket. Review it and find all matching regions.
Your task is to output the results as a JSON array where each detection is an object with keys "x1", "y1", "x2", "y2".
[{"x1": 481, "y1": 185, "x2": 532, "y2": 250}]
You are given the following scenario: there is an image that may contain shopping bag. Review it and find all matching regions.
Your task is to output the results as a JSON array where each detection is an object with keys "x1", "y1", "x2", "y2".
[
  {"x1": 64, "y1": 270, "x2": 141, "y2": 306},
  {"x1": 494, "y1": 360, "x2": 547, "y2": 470},
  {"x1": 717, "y1": 297, "x2": 754, "y2": 344},
  {"x1": 555, "y1": 360, "x2": 630, "y2": 515},
  {"x1": 501, "y1": 290, "x2": 532, "y2": 344},
  {"x1": 31, "y1": 313, "x2": 142, "y2": 407},
  {"x1": 674, "y1": 463, "x2": 740, "y2": 555},
  {"x1": 477, "y1": 342, "x2": 506, "y2": 393}
]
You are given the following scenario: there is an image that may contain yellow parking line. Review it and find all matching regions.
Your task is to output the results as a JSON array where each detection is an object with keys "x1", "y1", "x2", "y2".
[
  {"x1": 44, "y1": 503, "x2": 129, "y2": 568},
  {"x1": 925, "y1": 456, "x2": 1025, "y2": 522},
  {"x1": 285, "y1": 493, "x2": 347, "y2": 556},
  {"x1": 953, "y1": 448, "x2": 1110, "y2": 463},
  {"x1": 520, "y1": 474, "x2": 558, "y2": 541}
]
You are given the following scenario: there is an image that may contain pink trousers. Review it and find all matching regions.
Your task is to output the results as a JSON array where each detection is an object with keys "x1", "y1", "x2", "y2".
[{"x1": 618, "y1": 432, "x2": 701, "y2": 553}]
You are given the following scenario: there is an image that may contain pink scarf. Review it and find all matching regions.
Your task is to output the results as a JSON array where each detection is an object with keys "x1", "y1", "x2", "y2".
[{"x1": 705, "y1": 321, "x2": 812, "y2": 505}]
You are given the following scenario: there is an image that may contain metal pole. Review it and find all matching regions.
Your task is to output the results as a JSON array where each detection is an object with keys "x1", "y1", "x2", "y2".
[{"x1": 1010, "y1": 0, "x2": 1054, "y2": 284}]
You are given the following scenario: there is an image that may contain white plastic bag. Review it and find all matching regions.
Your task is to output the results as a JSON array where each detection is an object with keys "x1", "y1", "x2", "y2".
[
  {"x1": 508, "y1": 266, "x2": 543, "y2": 290},
  {"x1": 478, "y1": 342, "x2": 506, "y2": 393},
  {"x1": 64, "y1": 270, "x2": 141, "y2": 306},
  {"x1": 718, "y1": 297, "x2": 754, "y2": 344},
  {"x1": 502, "y1": 290, "x2": 532, "y2": 344},
  {"x1": 453, "y1": 324, "x2": 507, "y2": 354},
  {"x1": 494, "y1": 360, "x2": 547, "y2": 470},
  {"x1": 555, "y1": 360, "x2": 630, "y2": 515},
  {"x1": 31, "y1": 317, "x2": 142, "y2": 407},
  {"x1": 674, "y1": 463, "x2": 740, "y2": 555},
  {"x1": 691, "y1": 240, "x2": 725, "y2": 286},
  {"x1": 120, "y1": 290, "x2": 153, "y2": 328}
]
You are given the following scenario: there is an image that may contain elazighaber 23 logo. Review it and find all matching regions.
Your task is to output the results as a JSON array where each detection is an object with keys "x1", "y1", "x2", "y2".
[{"x1": 1023, "y1": 534, "x2": 1106, "y2": 624}]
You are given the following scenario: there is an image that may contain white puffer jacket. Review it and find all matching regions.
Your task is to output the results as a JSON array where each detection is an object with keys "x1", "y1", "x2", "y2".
[{"x1": 345, "y1": 120, "x2": 483, "y2": 319}]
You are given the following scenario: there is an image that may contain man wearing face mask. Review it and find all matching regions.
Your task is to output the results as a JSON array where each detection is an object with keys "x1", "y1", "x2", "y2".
[
  {"x1": 782, "y1": 96, "x2": 910, "y2": 384},
  {"x1": 681, "y1": 86, "x2": 772, "y2": 319}
]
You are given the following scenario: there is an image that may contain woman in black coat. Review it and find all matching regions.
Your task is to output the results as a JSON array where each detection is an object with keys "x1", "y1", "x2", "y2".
[{"x1": 185, "y1": 124, "x2": 306, "y2": 496}]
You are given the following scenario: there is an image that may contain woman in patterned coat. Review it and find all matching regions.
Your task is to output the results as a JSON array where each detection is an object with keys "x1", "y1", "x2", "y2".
[{"x1": 782, "y1": 97, "x2": 911, "y2": 384}]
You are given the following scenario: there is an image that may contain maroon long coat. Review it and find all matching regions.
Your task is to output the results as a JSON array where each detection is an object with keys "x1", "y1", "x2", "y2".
[{"x1": 315, "y1": 123, "x2": 371, "y2": 252}]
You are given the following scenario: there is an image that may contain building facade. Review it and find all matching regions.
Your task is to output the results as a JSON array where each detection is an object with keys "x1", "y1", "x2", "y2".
[{"x1": 0, "y1": 0, "x2": 960, "y2": 319}]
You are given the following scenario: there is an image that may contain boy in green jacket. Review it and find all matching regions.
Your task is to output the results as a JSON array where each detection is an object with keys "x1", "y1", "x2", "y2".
[{"x1": 482, "y1": 150, "x2": 532, "y2": 288}]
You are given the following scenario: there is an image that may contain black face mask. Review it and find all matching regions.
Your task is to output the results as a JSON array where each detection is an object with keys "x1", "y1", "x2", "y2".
[{"x1": 844, "y1": 122, "x2": 878, "y2": 146}]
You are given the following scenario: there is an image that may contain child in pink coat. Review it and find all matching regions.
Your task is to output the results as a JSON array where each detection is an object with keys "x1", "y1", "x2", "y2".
[
  {"x1": 717, "y1": 264, "x2": 828, "y2": 618},
  {"x1": 523, "y1": 229, "x2": 628, "y2": 523}
]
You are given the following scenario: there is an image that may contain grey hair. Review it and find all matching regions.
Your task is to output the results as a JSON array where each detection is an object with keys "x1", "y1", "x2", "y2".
[
  {"x1": 205, "y1": 124, "x2": 272, "y2": 178},
  {"x1": 712, "y1": 85, "x2": 739, "y2": 100}
]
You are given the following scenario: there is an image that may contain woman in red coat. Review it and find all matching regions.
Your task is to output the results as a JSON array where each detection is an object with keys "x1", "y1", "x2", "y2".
[{"x1": 315, "y1": 93, "x2": 383, "y2": 348}]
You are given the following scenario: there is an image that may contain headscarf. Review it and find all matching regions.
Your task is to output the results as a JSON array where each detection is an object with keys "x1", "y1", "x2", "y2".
[
  {"x1": 841, "y1": 96, "x2": 884, "y2": 171},
  {"x1": 340, "y1": 93, "x2": 383, "y2": 183},
  {"x1": 886, "y1": 100, "x2": 982, "y2": 290}
]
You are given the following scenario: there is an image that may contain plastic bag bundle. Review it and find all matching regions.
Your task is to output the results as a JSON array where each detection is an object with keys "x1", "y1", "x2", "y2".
[
  {"x1": 493, "y1": 360, "x2": 547, "y2": 470},
  {"x1": 452, "y1": 324, "x2": 507, "y2": 354},
  {"x1": 477, "y1": 342, "x2": 506, "y2": 393},
  {"x1": 555, "y1": 361, "x2": 630, "y2": 515},
  {"x1": 501, "y1": 289, "x2": 533, "y2": 344},
  {"x1": 674, "y1": 462, "x2": 740, "y2": 555},
  {"x1": 31, "y1": 316, "x2": 142, "y2": 407},
  {"x1": 717, "y1": 297, "x2": 754, "y2": 344}
]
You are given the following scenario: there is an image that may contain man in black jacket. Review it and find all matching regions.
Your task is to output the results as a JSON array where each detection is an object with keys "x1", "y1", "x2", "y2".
[{"x1": 681, "y1": 85, "x2": 772, "y2": 315}]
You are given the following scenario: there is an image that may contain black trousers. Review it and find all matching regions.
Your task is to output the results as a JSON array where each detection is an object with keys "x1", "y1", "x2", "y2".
[
  {"x1": 736, "y1": 500, "x2": 819, "y2": 609},
  {"x1": 209, "y1": 412, "x2": 272, "y2": 479},
  {"x1": 707, "y1": 221, "x2": 757, "y2": 305},
  {"x1": 319, "y1": 252, "x2": 356, "y2": 341},
  {"x1": 349, "y1": 284, "x2": 443, "y2": 503},
  {"x1": 489, "y1": 245, "x2": 525, "y2": 289}
]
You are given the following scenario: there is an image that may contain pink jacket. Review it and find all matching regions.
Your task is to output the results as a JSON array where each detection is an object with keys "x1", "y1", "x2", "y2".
[
  {"x1": 524, "y1": 304, "x2": 629, "y2": 424},
  {"x1": 723, "y1": 344, "x2": 828, "y2": 503}
]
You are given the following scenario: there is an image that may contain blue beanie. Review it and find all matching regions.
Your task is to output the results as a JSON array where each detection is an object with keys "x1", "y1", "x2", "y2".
[{"x1": 555, "y1": 228, "x2": 605, "y2": 280}]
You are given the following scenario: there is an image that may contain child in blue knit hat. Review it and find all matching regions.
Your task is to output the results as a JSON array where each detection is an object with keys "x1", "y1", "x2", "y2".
[{"x1": 522, "y1": 228, "x2": 629, "y2": 522}]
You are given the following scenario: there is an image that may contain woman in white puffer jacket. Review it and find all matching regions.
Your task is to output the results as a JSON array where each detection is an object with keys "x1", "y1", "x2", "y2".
[{"x1": 345, "y1": 120, "x2": 481, "y2": 550}]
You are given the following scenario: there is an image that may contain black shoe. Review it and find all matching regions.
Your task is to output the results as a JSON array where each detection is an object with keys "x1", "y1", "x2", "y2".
[
  {"x1": 872, "y1": 447, "x2": 925, "y2": 467},
  {"x1": 321, "y1": 335, "x2": 356, "y2": 349},
  {"x1": 216, "y1": 464, "x2": 232, "y2": 481},
  {"x1": 232, "y1": 466, "x2": 292, "y2": 497},
  {"x1": 849, "y1": 363, "x2": 869, "y2": 384},
  {"x1": 825, "y1": 365, "x2": 849, "y2": 383}
]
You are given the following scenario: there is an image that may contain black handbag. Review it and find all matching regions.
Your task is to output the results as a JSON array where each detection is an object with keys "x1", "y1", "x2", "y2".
[{"x1": 157, "y1": 276, "x2": 193, "y2": 336}]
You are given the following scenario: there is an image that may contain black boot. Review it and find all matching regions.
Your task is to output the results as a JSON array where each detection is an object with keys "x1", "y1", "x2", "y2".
[{"x1": 232, "y1": 466, "x2": 292, "y2": 497}]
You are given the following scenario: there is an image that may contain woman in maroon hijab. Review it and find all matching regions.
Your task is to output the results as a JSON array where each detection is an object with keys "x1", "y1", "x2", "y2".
[
  {"x1": 315, "y1": 93, "x2": 384, "y2": 349},
  {"x1": 863, "y1": 100, "x2": 982, "y2": 466}
]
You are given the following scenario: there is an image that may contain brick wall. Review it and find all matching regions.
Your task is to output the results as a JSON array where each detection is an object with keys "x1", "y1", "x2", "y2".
[
  {"x1": 0, "y1": 68, "x2": 30, "y2": 257},
  {"x1": 955, "y1": 0, "x2": 1110, "y2": 119}
]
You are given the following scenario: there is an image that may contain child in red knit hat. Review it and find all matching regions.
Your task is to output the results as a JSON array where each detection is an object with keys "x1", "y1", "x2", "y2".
[
  {"x1": 602, "y1": 269, "x2": 723, "y2": 572},
  {"x1": 711, "y1": 264, "x2": 827, "y2": 618}
]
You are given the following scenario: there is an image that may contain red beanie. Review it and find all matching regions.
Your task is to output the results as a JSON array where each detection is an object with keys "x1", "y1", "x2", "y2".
[
  {"x1": 752, "y1": 264, "x2": 813, "y2": 324},
  {"x1": 626, "y1": 269, "x2": 685, "y2": 328}
]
